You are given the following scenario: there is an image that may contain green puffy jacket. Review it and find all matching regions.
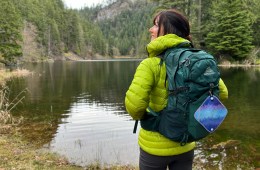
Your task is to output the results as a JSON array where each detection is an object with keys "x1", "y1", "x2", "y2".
[{"x1": 125, "y1": 34, "x2": 228, "y2": 156}]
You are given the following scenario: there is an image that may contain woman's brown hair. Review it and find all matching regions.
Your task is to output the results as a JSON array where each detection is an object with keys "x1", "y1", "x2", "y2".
[{"x1": 153, "y1": 9, "x2": 192, "y2": 42}]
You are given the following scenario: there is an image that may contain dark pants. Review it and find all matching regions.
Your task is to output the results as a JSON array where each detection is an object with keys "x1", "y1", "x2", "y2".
[{"x1": 139, "y1": 148, "x2": 194, "y2": 170}]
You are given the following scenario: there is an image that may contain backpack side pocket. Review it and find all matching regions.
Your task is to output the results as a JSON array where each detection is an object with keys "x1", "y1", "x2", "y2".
[
  {"x1": 140, "y1": 108, "x2": 161, "y2": 132},
  {"x1": 158, "y1": 108, "x2": 187, "y2": 142}
]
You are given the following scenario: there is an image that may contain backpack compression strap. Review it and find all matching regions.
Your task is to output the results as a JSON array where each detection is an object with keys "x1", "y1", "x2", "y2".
[{"x1": 164, "y1": 48, "x2": 190, "y2": 107}]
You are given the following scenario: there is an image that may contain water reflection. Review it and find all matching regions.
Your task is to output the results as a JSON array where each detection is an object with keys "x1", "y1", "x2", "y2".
[
  {"x1": 49, "y1": 93, "x2": 139, "y2": 166},
  {"x1": 9, "y1": 60, "x2": 142, "y2": 166}
]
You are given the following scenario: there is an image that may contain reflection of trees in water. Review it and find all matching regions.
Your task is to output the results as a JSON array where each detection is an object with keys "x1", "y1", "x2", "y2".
[
  {"x1": 220, "y1": 67, "x2": 260, "y2": 107},
  {"x1": 217, "y1": 67, "x2": 260, "y2": 168},
  {"x1": 11, "y1": 61, "x2": 141, "y2": 113},
  {"x1": 8, "y1": 61, "x2": 141, "y2": 145},
  {"x1": 18, "y1": 121, "x2": 58, "y2": 147}
]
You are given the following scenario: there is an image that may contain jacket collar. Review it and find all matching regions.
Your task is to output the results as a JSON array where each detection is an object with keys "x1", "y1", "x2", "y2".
[{"x1": 146, "y1": 34, "x2": 190, "y2": 58}]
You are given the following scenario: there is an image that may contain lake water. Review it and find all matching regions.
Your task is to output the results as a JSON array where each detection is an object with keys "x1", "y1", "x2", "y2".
[{"x1": 8, "y1": 61, "x2": 260, "y2": 169}]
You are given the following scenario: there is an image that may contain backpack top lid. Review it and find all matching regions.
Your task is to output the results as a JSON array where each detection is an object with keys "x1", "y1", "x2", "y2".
[{"x1": 163, "y1": 46, "x2": 220, "y2": 109}]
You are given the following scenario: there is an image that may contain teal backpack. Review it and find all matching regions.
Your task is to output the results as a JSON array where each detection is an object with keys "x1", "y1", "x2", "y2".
[{"x1": 135, "y1": 44, "x2": 228, "y2": 145}]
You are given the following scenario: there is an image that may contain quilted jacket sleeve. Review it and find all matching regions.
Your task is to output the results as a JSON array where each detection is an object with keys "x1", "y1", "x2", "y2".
[
  {"x1": 125, "y1": 59, "x2": 155, "y2": 120},
  {"x1": 219, "y1": 78, "x2": 228, "y2": 100}
]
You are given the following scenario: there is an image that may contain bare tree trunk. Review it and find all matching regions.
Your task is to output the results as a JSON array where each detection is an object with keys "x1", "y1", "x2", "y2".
[
  {"x1": 198, "y1": 0, "x2": 201, "y2": 33},
  {"x1": 187, "y1": 0, "x2": 191, "y2": 18}
]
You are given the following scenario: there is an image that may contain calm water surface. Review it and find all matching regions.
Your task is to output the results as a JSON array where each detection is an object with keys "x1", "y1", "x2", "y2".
[{"x1": 8, "y1": 61, "x2": 260, "y2": 169}]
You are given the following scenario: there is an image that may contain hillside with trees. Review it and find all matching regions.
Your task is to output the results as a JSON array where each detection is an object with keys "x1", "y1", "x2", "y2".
[{"x1": 0, "y1": 0, "x2": 259, "y2": 67}]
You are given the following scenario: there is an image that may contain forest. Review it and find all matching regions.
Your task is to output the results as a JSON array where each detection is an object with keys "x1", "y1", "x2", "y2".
[{"x1": 0, "y1": 0, "x2": 259, "y2": 66}]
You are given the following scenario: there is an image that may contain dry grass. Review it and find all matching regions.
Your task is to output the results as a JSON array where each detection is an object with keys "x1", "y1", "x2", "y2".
[
  {"x1": 0, "y1": 69, "x2": 31, "y2": 86},
  {"x1": 0, "y1": 110, "x2": 14, "y2": 124},
  {"x1": 0, "y1": 86, "x2": 26, "y2": 124},
  {"x1": 85, "y1": 163, "x2": 137, "y2": 170},
  {"x1": 0, "y1": 68, "x2": 31, "y2": 124}
]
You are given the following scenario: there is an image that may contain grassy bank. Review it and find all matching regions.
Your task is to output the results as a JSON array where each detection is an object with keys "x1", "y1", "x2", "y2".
[
  {"x1": 0, "y1": 126, "x2": 83, "y2": 170},
  {"x1": 0, "y1": 126, "x2": 137, "y2": 169}
]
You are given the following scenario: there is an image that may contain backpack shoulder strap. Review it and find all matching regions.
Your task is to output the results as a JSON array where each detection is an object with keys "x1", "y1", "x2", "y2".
[
  {"x1": 163, "y1": 47, "x2": 189, "y2": 90},
  {"x1": 163, "y1": 47, "x2": 196, "y2": 107}
]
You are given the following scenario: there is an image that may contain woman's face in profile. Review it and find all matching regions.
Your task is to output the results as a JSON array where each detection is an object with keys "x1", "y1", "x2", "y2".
[{"x1": 149, "y1": 16, "x2": 164, "y2": 41}]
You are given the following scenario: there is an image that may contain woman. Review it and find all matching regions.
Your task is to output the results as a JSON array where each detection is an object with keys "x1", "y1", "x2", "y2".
[{"x1": 125, "y1": 9, "x2": 228, "y2": 170}]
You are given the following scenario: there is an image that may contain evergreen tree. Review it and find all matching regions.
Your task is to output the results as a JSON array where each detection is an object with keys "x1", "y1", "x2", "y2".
[
  {"x1": 49, "y1": 19, "x2": 61, "y2": 55},
  {"x1": 244, "y1": 0, "x2": 260, "y2": 46},
  {"x1": 205, "y1": 0, "x2": 253, "y2": 60},
  {"x1": 151, "y1": 0, "x2": 191, "y2": 16},
  {"x1": 97, "y1": 1, "x2": 155, "y2": 57},
  {"x1": 0, "y1": 0, "x2": 22, "y2": 66}
]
